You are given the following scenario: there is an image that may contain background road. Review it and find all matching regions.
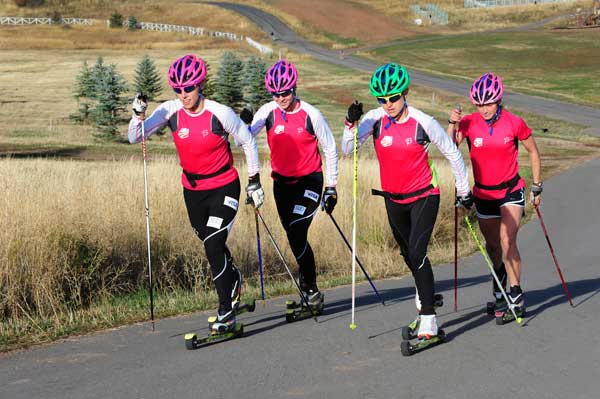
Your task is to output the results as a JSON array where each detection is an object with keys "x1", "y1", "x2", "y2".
[{"x1": 211, "y1": 2, "x2": 600, "y2": 132}]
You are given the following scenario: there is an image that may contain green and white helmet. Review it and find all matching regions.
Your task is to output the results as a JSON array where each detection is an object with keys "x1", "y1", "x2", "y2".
[{"x1": 369, "y1": 63, "x2": 410, "y2": 97}]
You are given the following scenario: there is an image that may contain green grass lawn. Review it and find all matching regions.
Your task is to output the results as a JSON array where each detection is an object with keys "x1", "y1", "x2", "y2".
[{"x1": 368, "y1": 30, "x2": 600, "y2": 106}]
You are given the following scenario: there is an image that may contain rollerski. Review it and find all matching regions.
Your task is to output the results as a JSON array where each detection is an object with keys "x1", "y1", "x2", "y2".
[
  {"x1": 486, "y1": 294, "x2": 507, "y2": 316},
  {"x1": 496, "y1": 287, "x2": 525, "y2": 325},
  {"x1": 401, "y1": 293, "x2": 444, "y2": 340},
  {"x1": 401, "y1": 314, "x2": 446, "y2": 356},
  {"x1": 285, "y1": 289, "x2": 324, "y2": 322},
  {"x1": 184, "y1": 310, "x2": 243, "y2": 350}
]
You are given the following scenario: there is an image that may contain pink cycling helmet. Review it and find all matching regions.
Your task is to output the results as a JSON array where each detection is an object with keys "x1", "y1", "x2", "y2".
[
  {"x1": 470, "y1": 72, "x2": 504, "y2": 105},
  {"x1": 265, "y1": 59, "x2": 298, "y2": 93},
  {"x1": 167, "y1": 54, "x2": 207, "y2": 88}
]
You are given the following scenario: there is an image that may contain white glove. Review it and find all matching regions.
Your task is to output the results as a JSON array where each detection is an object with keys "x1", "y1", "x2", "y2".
[{"x1": 132, "y1": 93, "x2": 148, "y2": 115}]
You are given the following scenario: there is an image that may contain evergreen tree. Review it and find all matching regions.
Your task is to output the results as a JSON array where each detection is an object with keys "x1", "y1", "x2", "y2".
[
  {"x1": 133, "y1": 55, "x2": 162, "y2": 101},
  {"x1": 109, "y1": 12, "x2": 123, "y2": 28},
  {"x1": 91, "y1": 63, "x2": 128, "y2": 136},
  {"x1": 202, "y1": 61, "x2": 215, "y2": 99},
  {"x1": 213, "y1": 52, "x2": 244, "y2": 112},
  {"x1": 243, "y1": 56, "x2": 271, "y2": 111},
  {"x1": 127, "y1": 16, "x2": 138, "y2": 31},
  {"x1": 71, "y1": 60, "x2": 95, "y2": 123}
]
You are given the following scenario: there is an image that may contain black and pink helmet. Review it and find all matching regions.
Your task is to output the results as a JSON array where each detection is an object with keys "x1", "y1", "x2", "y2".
[
  {"x1": 470, "y1": 72, "x2": 504, "y2": 105},
  {"x1": 167, "y1": 54, "x2": 207, "y2": 89},
  {"x1": 264, "y1": 59, "x2": 298, "y2": 93}
]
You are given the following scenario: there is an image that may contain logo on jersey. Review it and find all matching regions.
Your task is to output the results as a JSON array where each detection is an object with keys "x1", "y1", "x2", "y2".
[
  {"x1": 504, "y1": 137, "x2": 511, "y2": 144},
  {"x1": 223, "y1": 196, "x2": 239, "y2": 210},
  {"x1": 405, "y1": 137, "x2": 413, "y2": 146},
  {"x1": 303, "y1": 190, "x2": 320, "y2": 203},
  {"x1": 474, "y1": 137, "x2": 483, "y2": 148},
  {"x1": 297, "y1": 127, "x2": 304, "y2": 134},
  {"x1": 202, "y1": 129, "x2": 209, "y2": 138},
  {"x1": 178, "y1": 128, "x2": 190, "y2": 139},
  {"x1": 380, "y1": 136, "x2": 393, "y2": 147},
  {"x1": 274, "y1": 125, "x2": 285, "y2": 135},
  {"x1": 293, "y1": 205, "x2": 306, "y2": 215}
]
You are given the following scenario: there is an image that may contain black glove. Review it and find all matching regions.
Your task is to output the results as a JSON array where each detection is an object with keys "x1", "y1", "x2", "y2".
[
  {"x1": 321, "y1": 186, "x2": 337, "y2": 214},
  {"x1": 240, "y1": 108, "x2": 253, "y2": 125},
  {"x1": 346, "y1": 101, "x2": 363, "y2": 124},
  {"x1": 245, "y1": 174, "x2": 264, "y2": 208},
  {"x1": 455, "y1": 191, "x2": 474, "y2": 210},
  {"x1": 530, "y1": 181, "x2": 543, "y2": 205}
]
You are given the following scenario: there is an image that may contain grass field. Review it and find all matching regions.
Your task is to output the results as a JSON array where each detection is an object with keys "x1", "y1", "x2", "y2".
[{"x1": 366, "y1": 29, "x2": 600, "y2": 106}]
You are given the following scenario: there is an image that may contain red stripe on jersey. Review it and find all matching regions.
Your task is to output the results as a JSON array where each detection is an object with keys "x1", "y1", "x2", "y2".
[
  {"x1": 459, "y1": 109, "x2": 531, "y2": 200},
  {"x1": 266, "y1": 106, "x2": 322, "y2": 179},
  {"x1": 374, "y1": 117, "x2": 439, "y2": 204},
  {"x1": 172, "y1": 108, "x2": 238, "y2": 190}
]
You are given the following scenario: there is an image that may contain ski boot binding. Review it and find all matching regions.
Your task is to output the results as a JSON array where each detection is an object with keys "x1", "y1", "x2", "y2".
[
  {"x1": 401, "y1": 314, "x2": 446, "y2": 356},
  {"x1": 285, "y1": 290, "x2": 324, "y2": 322},
  {"x1": 184, "y1": 310, "x2": 243, "y2": 350}
]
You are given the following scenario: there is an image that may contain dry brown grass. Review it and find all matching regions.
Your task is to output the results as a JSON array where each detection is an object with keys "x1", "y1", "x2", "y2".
[{"x1": 0, "y1": 155, "x2": 469, "y2": 322}]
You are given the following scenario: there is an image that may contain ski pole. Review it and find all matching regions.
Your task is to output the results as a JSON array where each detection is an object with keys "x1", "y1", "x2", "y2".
[
  {"x1": 140, "y1": 116, "x2": 155, "y2": 331},
  {"x1": 534, "y1": 206, "x2": 573, "y2": 307},
  {"x1": 254, "y1": 210, "x2": 265, "y2": 300},
  {"x1": 254, "y1": 209, "x2": 318, "y2": 322},
  {"x1": 464, "y1": 216, "x2": 522, "y2": 325},
  {"x1": 453, "y1": 104, "x2": 461, "y2": 313},
  {"x1": 245, "y1": 197, "x2": 266, "y2": 300},
  {"x1": 350, "y1": 126, "x2": 358, "y2": 330},
  {"x1": 328, "y1": 214, "x2": 385, "y2": 305}
]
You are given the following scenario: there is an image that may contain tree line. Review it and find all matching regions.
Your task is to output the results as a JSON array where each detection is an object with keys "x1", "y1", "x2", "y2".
[{"x1": 71, "y1": 52, "x2": 272, "y2": 137}]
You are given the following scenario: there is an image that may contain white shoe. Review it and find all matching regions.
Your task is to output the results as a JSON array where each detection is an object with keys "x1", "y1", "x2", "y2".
[{"x1": 417, "y1": 314, "x2": 438, "y2": 339}]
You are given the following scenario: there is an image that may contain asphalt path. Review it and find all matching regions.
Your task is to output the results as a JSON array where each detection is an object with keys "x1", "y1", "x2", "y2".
[
  {"x1": 210, "y1": 2, "x2": 600, "y2": 131},
  {"x1": 2, "y1": 158, "x2": 599, "y2": 399}
]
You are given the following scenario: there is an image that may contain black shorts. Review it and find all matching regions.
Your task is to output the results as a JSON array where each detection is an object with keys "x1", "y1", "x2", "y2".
[{"x1": 475, "y1": 188, "x2": 525, "y2": 219}]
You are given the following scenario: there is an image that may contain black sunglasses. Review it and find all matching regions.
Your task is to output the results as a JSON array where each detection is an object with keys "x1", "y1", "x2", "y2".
[
  {"x1": 173, "y1": 85, "x2": 197, "y2": 94},
  {"x1": 377, "y1": 94, "x2": 402, "y2": 105},
  {"x1": 271, "y1": 89, "x2": 293, "y2": 98}
]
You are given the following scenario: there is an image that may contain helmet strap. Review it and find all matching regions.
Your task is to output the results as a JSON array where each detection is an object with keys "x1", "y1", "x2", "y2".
[{"x1": 485, "y1": 104, "x2": 502, "y2": 136}]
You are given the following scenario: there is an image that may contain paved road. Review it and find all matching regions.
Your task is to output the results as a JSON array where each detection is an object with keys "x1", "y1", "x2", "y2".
[
  {"x1": 211, "y1": 2, "x2": 600, "y2": 131},
  {"x1": 1, "y1": 159, "x2": 599, "y2": 399}
]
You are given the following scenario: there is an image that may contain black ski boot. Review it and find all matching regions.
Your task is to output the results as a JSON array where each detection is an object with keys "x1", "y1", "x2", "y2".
[
  {"x1": 230, "y1": 263, "x2": 256, "y2": 316},
  {"x1": 285, "y1": 281, "x2": 324, "y2": 322},
  {"x1": 486, "y1": 262, "x2": 508, "y2": 315},
  {"x1": 496, "y1": 286, "x2": 525, "y2": 325}
]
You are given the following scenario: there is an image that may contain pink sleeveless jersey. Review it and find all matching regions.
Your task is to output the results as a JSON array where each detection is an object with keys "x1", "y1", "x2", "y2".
[
  {"x1": 172, "y1": 108, "x2": 238, "y2": 191},
  {"x1": 373, "y1": 116, "x2": 439, "y2": 204},
  {"x1": 266, "y1": 104, "x2": 322, "y2": 178},
  {"x1": 459, "y1": 109, "x2": 531, "y2": 200}
]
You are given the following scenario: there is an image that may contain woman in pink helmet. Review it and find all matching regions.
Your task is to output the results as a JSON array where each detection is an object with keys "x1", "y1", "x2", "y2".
[
  {"x1": 447, "y1": 72, "x2": 542, "y2": 324},
  {"x1": 128, "y1": 54, "x2": 264, "y2": 334},
  {"x1": 240, "y1": 59, "x2": 338, "y2": 316}
]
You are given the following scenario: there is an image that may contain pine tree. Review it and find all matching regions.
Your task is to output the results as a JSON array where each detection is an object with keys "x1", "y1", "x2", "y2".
[
  {"x1": 71, "y1": 60, "x2": 95, "y2": 123},
  {"x1": 213, "y1": 52, "x2": 244, "y2": 112},
  {"x1": 133, "y1": 55, "x2": 162, "y2": 101},
  {"x1": 202, "y1": 61, "x2": 215, "y2": 99},
  {"x1": 127, "y1": 16, "x2": 138, "y2": 31},
  {"x1": 91, "y1": 63, "x2": 128, "y2": 136},
  {"x1": 244, "y1": 56, "x2": 271, "y2": 111}
]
